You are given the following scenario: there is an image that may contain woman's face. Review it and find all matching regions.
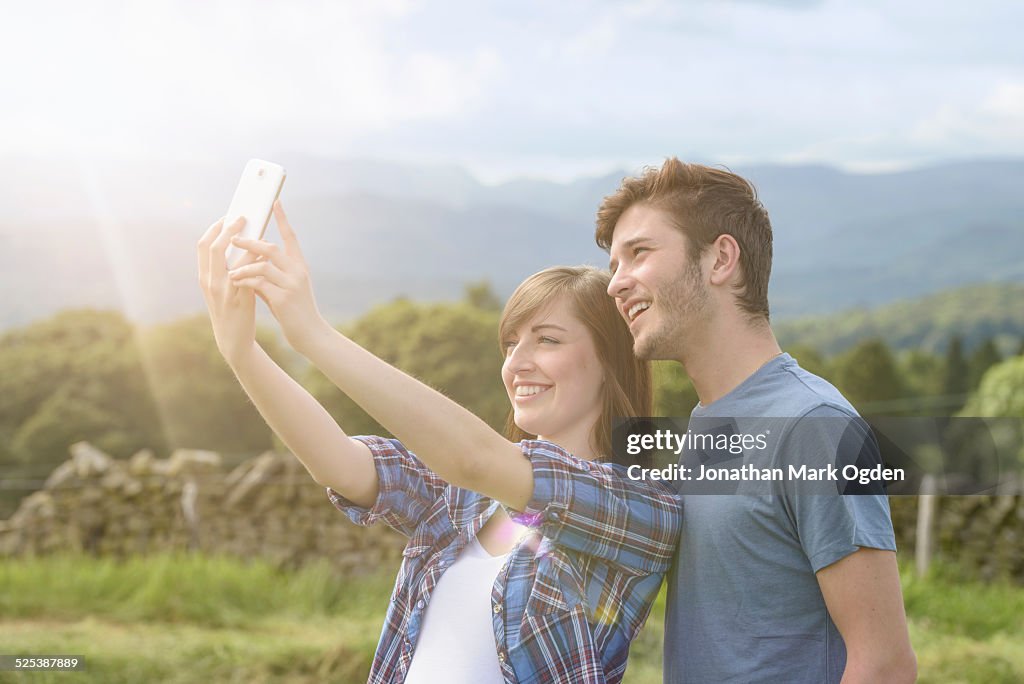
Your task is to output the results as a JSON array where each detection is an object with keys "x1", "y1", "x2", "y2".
[{"x1": 501, "y1": 296, "x2": 605, "y2": 451}]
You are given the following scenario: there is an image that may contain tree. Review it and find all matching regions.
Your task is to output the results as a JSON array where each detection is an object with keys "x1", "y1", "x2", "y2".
[
  {"x1": 652, "y1": 362, "x2": 699, "y2": 417},
  {"x1": 833, "y1": 338, "x2": 905, "y2": 413},
  {"x1": 905, "y1": 350, "x2": 942, "y2": 413},
  {"x1": 942, "y1": 334, "x2": 970, "y2": 412},
  {"x1": 464, "y1": 280, "x2": 502, "y2": 312},
  {"x1": 138, "y1": 315, "x2": 289, "y2": 457},
  {"x1": 958, "y1": 356, "x2": 1024, "y2": 475},
  {"x1": 967, "y1": 337, "x2": 1002, "y2": 391},
  {"x1": 0, "y1": 309, "x2": 163, "y2": 464},
  {"x1": 12, "y1": 384, "x2": 130, "y2": 461},
  {"x1": 0, "y1": 308, "x2": 300, "y2": 465},
  {"x1": 304, "y1": 298, "x2": 507, "y2": 439},
  {"x1": 960, "y1": 356, "x2": 1024, "y2": 418}
]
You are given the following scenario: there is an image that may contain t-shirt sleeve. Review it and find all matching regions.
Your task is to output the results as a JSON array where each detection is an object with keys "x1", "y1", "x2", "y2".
[
  {"x1": 777, "y1": 406, "x2": 898, "y2": 573},
  {"x1": 505, "y1": 439, "x2": 682, "y2": 573},
  {"x1": 326, "y1": 435, "x2": 447, "y2": 538}
]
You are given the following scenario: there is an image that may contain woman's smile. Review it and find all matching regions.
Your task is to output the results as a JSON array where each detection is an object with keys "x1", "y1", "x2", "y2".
[{"x1": 513, "y1": 383, "x2": 553, "y2": 402}]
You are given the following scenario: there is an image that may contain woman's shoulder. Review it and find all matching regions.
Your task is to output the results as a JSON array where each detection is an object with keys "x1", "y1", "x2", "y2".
[{"x1": 519, "y1": 439, "x2": 678, "y2": 491}]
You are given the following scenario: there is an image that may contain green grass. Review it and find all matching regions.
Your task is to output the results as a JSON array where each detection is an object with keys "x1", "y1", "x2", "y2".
[
  {"x1": 0, "y1": 553, "x2": 392, "y2": 628},
  {"x1": 900, "y1": 562, "x2": 1024, "y2": 683},
  {"x1": 1, "y1": 553, "x2": 1022, "y2": 683},
  {"x1": 0, "y1": 553, "x2": 390, "y2": 683}
]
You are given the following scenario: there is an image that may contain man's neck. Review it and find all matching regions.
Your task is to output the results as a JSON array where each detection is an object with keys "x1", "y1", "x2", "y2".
[{"x1": 680, "y1": 315, "x2": 782, "y2": 407}]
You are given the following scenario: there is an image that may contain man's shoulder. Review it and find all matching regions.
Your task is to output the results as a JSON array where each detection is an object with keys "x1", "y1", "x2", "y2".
[
  {"x1": 762, "y1": 356, "x2": 859, "y2": 418},
  {"x1": 695, "y1": 353, "x2": 862, "y2": 421}
]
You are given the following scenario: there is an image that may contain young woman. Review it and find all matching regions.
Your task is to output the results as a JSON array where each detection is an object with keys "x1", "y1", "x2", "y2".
[{"x1": 197, "y1": 201, "x2": 681, "y2": 684}]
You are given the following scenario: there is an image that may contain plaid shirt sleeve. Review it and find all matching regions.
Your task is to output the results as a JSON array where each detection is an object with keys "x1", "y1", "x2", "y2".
[
  {"x1": 507, "y1": 439, "x2": 682, "y2": 574},
  {"x1": 326, "y1": 435, "x2": 447, "y2": 538}
]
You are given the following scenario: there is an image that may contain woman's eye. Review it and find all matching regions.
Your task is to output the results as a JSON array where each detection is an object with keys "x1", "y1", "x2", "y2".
[
  {"x1": 633, "y1": 246, "x2": 648, "y2": 257},
  {"x1": 539, "y1": 336, "x2": 559, "y2": 344},
  {"x1": 503, "y1": 340, "x2": 517, "y2": 353}
]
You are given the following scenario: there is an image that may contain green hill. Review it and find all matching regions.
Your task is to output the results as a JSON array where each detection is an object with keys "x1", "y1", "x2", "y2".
[{"x1": 775, "y1": 282, "x2": 1024, "y2": 356}]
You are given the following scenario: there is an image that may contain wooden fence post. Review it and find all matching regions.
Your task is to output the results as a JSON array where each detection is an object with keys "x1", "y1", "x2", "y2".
[{"x1": 915, "y1": 473, "x2": 937, "y2": 578}]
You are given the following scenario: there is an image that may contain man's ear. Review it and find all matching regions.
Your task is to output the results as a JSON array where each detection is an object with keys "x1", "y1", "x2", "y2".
[{"x1": 707, "y1": 234, "x2": 741, "y2": 287}]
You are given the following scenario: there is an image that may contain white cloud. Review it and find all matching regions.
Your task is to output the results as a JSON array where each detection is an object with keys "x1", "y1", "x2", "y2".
[
  {"x1": 0, "y1": 1, "x2": 497, "y2": 158},
  {"x1": 561, "y1": 13, "x2": 619, "y2": 62},
  {"x1": 913, "y1": 81, "x2": 1024, "y2": 149},
  {"x1": 1, "y1": 0, "x2": 1021, "y2": 178}
]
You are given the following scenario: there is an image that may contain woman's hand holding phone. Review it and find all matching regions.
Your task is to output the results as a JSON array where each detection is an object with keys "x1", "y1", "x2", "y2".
[
  {"x1": 227, "y1": 200, "x2": 329, "y2": 353},
  {"x1": 197, "y1": 216, "x2": 260, "y2": 368}
]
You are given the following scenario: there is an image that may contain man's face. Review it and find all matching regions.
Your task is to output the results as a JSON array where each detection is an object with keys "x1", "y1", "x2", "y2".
[{"x1": 606, "y1": 204, "x2": 709, "y2": 360}]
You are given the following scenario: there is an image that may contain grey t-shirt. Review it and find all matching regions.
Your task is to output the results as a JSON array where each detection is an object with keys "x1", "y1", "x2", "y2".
[{"x1": 663, "y1": 353, "x2": 896, "y2": 684}]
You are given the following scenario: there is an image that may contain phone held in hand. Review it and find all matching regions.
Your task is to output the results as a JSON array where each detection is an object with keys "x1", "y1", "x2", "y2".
[{"x1": 223, "y1": 159, "x2": 286, "y2": 269}]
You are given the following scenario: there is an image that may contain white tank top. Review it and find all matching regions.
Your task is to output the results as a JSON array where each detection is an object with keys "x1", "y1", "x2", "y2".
[{"x1": 404, "y1": 537, "x2": 510, "y2": 684}]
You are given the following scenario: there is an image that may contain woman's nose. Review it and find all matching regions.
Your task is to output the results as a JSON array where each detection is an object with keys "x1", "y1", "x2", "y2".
[{"x1": 505, "y1": 343, "x2": 536, "y2": 373}]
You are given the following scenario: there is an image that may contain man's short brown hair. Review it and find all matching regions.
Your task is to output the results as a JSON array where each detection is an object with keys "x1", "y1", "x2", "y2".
[{"x1": 595, "y1": 158, "x2": 773, "y2": 321}]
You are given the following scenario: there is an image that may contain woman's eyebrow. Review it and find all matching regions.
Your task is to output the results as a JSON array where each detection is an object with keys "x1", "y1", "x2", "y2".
[{"x1": 531, "y1": 323, "x2": 568, "y2": 333}]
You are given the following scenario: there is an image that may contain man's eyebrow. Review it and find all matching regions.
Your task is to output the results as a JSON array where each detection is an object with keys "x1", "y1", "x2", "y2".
[
  {"x1": 609, "y1": 236, "x2": 653, "y2": 270},
  {"x1": 623, "y1": 236, "x2": 653, "y2": 249}
]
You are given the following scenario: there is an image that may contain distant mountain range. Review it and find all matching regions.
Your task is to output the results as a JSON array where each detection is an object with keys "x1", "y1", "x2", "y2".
[{"x1": 2, "y1": 155, "x2": 1022, "y2": 331}]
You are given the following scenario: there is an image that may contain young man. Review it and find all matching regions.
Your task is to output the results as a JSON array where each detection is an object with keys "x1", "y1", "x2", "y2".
[{"x1": 597, "y1": 159, "x2": 917, "y2": 683}]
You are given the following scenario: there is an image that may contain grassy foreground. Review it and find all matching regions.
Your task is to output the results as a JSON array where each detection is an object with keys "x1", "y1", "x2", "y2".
[{"x1": 1, "y1": 553, "x2": 1022, "y2": 683}]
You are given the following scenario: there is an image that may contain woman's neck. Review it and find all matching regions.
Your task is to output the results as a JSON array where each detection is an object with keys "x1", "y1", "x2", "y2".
[{"x1": 537, "y1": 425, "x2": 600, "y2": 461}]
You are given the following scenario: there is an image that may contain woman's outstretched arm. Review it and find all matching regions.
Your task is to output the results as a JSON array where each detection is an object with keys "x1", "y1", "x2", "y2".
[
  {"x1": 296, "y1": 321, "x2": 532, "y2": 510},
  {"x1": 228, "y1": 202, "x2": 532, "y2": 511},
  {"x1": 197, "y1": 213, "x2": 377, "y2": 507},
  {"x1": 229, "y1": 343, "x2": 378, "y2": 507}
]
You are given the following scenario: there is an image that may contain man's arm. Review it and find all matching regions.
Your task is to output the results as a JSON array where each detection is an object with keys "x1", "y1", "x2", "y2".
[{"x1": 817, "y1": 547, "x2": 917, "y2": 684}]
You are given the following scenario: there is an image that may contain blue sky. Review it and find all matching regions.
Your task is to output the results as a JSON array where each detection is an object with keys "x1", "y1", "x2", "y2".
[{"x1": 3, "y1": 0, "x2": 1022, "y2": 182}]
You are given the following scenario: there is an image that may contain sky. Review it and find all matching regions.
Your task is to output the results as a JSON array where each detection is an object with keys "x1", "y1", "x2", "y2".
[{"x1": 3, "y1": 0, "x2": 1022, "y2": 183}]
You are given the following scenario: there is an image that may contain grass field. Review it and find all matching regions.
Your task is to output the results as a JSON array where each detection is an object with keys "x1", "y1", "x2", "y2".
[{"x1": 1, "y1": 553, "x2": 1022, "y2": 683}]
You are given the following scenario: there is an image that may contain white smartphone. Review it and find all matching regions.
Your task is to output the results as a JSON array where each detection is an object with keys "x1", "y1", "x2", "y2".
[{"x1": 223, "y1": 159, "x2": 286, "y2": 269}]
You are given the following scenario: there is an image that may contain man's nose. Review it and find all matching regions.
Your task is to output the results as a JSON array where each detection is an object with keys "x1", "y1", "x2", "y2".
[{"x1": 607, "y1": 266, "x2": 632, "y2": 299}]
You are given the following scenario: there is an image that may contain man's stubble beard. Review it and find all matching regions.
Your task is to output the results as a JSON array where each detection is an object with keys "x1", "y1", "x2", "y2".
[{"x1": 633, "y1": 259, "x2": 709, "y2": 361}]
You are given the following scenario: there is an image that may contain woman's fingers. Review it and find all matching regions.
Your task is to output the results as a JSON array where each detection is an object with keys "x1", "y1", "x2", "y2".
[
  {"x1": 232, "y1": 277, "x2": 285, "y2": 305},
  {"x1": 229, "y1": 259, "x2": 290, "y2": 290},
  {"x1": 197, "y1": 218, "x2": 225, "y2": 287},
  {"x1": 229, "y1": 246, "x2": 263, "y2": 271},
  {"x1": 273, "y1": 200, "x2": 305, "y2": 260},
  {"x1": 230, "y1": 235, "x2": 290, "y2": 272},
  {"x1": 209, "y1": 216, "x2": 247, "y2": 283}
]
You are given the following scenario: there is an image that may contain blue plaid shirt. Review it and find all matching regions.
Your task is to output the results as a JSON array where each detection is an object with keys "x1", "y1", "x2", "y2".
[{"x1": 328, "y1": 436, "x2": 682, "y2": 684}]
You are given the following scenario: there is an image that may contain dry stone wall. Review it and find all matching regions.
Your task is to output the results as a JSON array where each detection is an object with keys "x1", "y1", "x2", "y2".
[
  {"x1": 889, "y1": 495, "x2": 1024, "y2": 582},
  {"x1": 3, "y1": 442, "x2": 1022, "y2": 583},
  {"x1": 0, "y1": 441, "x2": 404, "y2": 576}
]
